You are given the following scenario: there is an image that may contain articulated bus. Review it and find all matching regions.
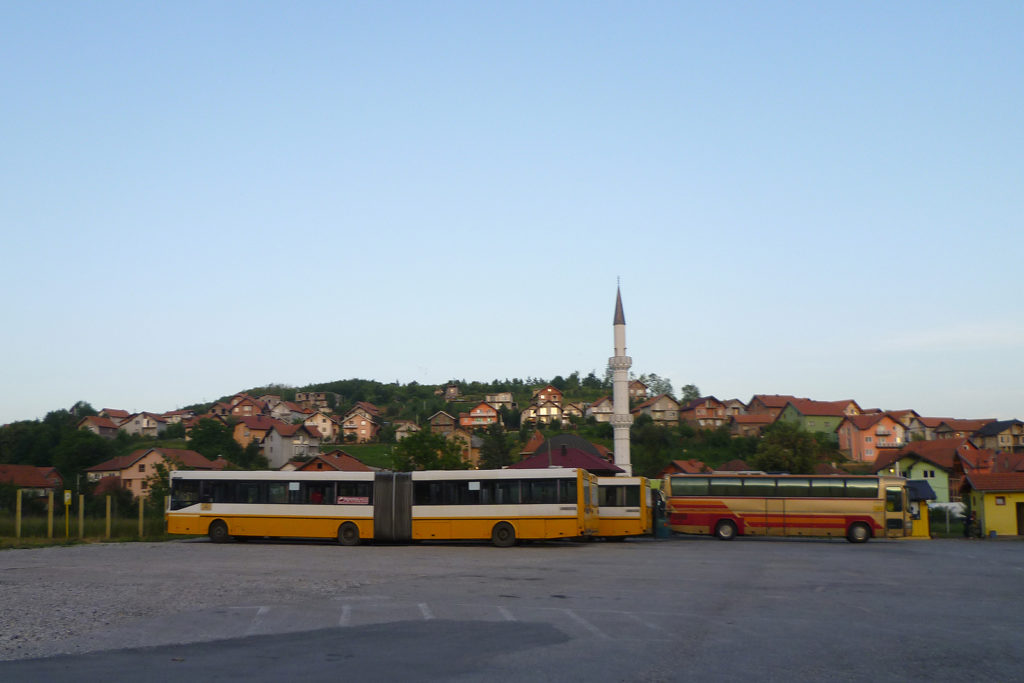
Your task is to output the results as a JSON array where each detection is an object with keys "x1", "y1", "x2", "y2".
[
  {"x1": 167, "y1": 468, "x2": 598, "y2": 547},
  {"x1": 664, "y1": 473, "x2": 910, "y2": 543},
  {"x1": 596, "y1": 477, "x2": 653, "y2": 540}
]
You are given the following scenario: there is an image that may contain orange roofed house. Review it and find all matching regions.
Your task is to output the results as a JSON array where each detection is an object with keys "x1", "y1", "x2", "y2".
[
  {"x1": 86, "y1": 448, "x2": 217, "y2": 500},
  {"x1": 837, "y1": 413, "x2": 908, "y2": 463}
]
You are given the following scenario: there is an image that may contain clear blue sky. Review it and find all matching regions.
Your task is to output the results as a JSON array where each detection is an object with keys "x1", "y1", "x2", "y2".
[{"x1": 2, "y1": 2, "x2": 1022, "y2": 424}]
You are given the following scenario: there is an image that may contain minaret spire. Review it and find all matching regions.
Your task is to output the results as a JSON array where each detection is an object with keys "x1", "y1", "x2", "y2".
[{"x1": 609, "y1": 284, "x2": 633, "y2": 476}]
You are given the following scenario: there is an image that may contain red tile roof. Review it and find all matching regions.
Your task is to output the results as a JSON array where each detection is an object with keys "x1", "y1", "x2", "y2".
[
  {"x1": 715, "y1": 459, "x2": 752, "y2": 472},
  {"x1": 842, "y1": 414, "x2": 887, "y2": 430},
  {"x1": 87, "y1": 448, "x2": 215, "y2": 472},
  {"x1": 298, "y1": 451, "x2": 371, "y2": 472},
  {"x1": 0, "y1": 465, "x2": 63, "y2": 488},
  {"x1": 964, "y1": 472, "x2": 1024, "y2": 492},
  {"x1": 786, "y1": 399, "x2": 858, "y2": 418},
  {"x1": 78, "y1": 416, "x2": 120, "y2": 429},
  {"x1": 236, "y1": 415, "x2": 285, "y2": 431},
  {"x1": 731, "y1": 414, "x2": 774, "y2": 425},
  {"x1": 510, "y1": 445, "x2": 624, "y2": 475},
  {"x1": 750, "y1": 395, "x2": 803, "y2": 408},
  {"x1": 871, "y1": 438, "x2": 974, "y2": 472},
  {"x1": 663, "y1": 459, "x2": 710, "y2": 474}
]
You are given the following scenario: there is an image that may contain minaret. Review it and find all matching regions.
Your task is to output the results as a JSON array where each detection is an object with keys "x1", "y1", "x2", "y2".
[{"x1": 609, "y1": 286, "x2": 633, "y2": 476}]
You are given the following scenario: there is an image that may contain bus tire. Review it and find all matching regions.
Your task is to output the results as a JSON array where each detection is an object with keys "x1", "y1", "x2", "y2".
[
  {"x1": 846, "y1": 522, "x2": 871, "y2": 544},
  {"x1": 714, "y1": 519, "x2": 737, "y2": 541},
  {"x1": 208, "y1": 520, "x2": 230, "y2": 543},
  {"x1": 338, "y1": 522, "x2": 361, "y2": 546},
  {"x1": 491, "y1": 522, "x2": 516, "y2": 547}
]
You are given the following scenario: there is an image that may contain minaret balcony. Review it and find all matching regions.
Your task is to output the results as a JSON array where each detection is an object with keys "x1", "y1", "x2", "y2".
[{"x1": 608, "y1": 356, "x2": 632, "y2": 370}]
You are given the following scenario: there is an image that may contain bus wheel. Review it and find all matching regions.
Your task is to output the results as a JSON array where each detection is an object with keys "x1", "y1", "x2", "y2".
[
  {"x1": 714, "y1": 520, "x2": 737, "y2": 541},
  {"x1": 491, "y1": 522, "x2": 516, "y2": 547},
  {"x1": 846, "y1": 522, "x2": 871, "y2": 544},
  {"x1": 208, "y1": 520, "x2": 230, "y2": 543},
  {"x1": 338, "y1": 522, "x2": 361, "y2": 546}
]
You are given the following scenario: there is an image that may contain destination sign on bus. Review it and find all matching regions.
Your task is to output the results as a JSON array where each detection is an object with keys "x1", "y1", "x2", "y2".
[{"x1": 337, "y1": 496, "x2": 370, "y2": 505}]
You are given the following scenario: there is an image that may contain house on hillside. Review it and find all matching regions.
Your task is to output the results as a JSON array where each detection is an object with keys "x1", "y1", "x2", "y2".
[
  {"x1": 659, "y1": 459, "x2": 711, "y2": 477},
  {"x1": 631, "y1": 394, "x2": 679, "y2": 427},
  {"x1": 510, "y1": 434, "x2": 623, "y2": 476},
  {"x1": 745, "y1": 395, "x2": 803, "y2": 421},
  {"x1": 971, "y1": 420, "x2": 1024, "y2": 453},
  {"x1": 521, "y1": 401, "x2": 563, "y2": 425},
  {"x1": 98, "y1": 409, "x2": 130, "y2": 424},
  {"x1": 0, "y1": 465, "x2": 63, "y2": 499},
  {"x1": 459, "y1": 402, "x2": 501, "y2": 430},
  {"x1": 294, "y1": 450, "x2": 372, "y2": 473},
  {"x1": 228, "y1": 395, "x2": 266, "y2": 418},
  {"x1": 906, "y1": 417, "x2": 949, "y2": 442},
  {"x1": 585, "y1": 396, "x2": 613, "y2": 423},
  {"x1": 86, "y1": 448, "x2": 215, "y2": 499},
  {"x1": 429, "y1": 411, "x2": 457, "y2": 437},
  {"x1": 730, "y1": 414, "x2": 773, "y2": 438},
  {"x1": 679, "y1": 396, "x2": 727, "y2": 429},
  {"x1": 628, "y1": 380, "x2": 648, "y2": 402},
  {"x1": 777, "y1": 399, "x2": 862, "y2": 441},
  {"x1": 341, "y1": 402, "x2": 381, "y2": 443},
  {"x1": 935, "y1": 418, "x2": 995, "y2": 440},
  {"x1": 531, "y1": 385, "x2": 563, "y2": 406},
  {"x1": 119, "y1": 412, "x2": 168, "y2": 438},
  {"x1": 450, "y1": 428, "x2": 483, "y2": 468},
  {"x1": 270, "y1": 401, "x2": 314, "y2": 423},
  {"x1": 872, "y1": 438, "x2": 977, "y2": 503},
  {"x1": 484, "y1": 392, "x2": 515, "y2": 410},
  {"x1": 304, "y1": 411, "x2": 342, "y2": 443},
  {"x1": 261, "y1": 424, "x2": 322, "y2": 469},
  {"x1": 77, "y1": 415, "x2": 120, "y2": 439},
  {"x1": 232, "y1": 416, "x2": 283, "y2": 449},
  {"x1": 393, "y1": 420, "x2": 420, "y2": 441},
  {"x1": 295, "y1": 392, "x2": 338, "y2": 411},
  {"x1": 837, "y1": 413, "x2": 907, "y2": 463}
]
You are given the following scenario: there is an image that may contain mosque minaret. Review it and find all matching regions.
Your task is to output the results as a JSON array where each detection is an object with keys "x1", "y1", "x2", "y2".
[{"x1": 609, "y1": 286, "x2": 633, "y2": 476}]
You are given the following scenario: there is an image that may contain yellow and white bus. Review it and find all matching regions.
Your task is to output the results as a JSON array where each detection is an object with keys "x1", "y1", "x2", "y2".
[
  {"x1": 167, "y1": 468, "x2": 598, "y2": 547},
  {"x1": 595, "y1": 476, "x2": 653, "y2": 540},
  {"x1": 664, "y1": 473, "x2": 910, "y2": 543}
]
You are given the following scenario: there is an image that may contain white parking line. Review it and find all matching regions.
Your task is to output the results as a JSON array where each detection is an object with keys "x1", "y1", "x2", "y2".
[
  {"x1": 418, "y1": 603, "x2": 435, "y2": 620},
  {"x1": 497, "y1": 606, "x2": 516, "y2": 622},
  {"x1": 244, "y1": 606, "x2": 270, "y2": 636},
  {"x1": 339, "y1": 605, "x2": 352, "y2": 627},
  {"x1": 563, "y1": 609, "x2": 610, "y2": 639}
]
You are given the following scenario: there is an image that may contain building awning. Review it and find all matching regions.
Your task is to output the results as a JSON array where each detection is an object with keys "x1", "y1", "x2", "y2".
[{"x1": 906, "y1": 479, "x2": 937, "y2": 501}]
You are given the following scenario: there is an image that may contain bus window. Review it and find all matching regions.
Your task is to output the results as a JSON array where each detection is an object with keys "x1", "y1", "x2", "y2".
[
  {"x1": 742, "y1": 478, "x2": 776, "y2": 497},
  {"x1": 811, "y1": 479, "x2": 845, "y2": 497},
  {"x1": 886, "y1": 486, "x2": 903, "y2": 512},
  {"x1": 523, "y1": 479, "x2": 558, "y2": 504},
  {"x1": 777, "y1": 478, "x2": 810, "y2": 497},
  {"x1": 709, "y1": 478, "x2": 743, "y2": 497},
  {"x1": 845, "y1": 479, "x2": 879, "y2": 498},
  {"x1": 671, "y1": 477, "x2": 709, "y2": 497},
  {"x1": 559, "y1": 479, "x2": 578, "y2": 505},
  {"x1": 239, "y1": 482, "x2": 261, "y2": 504},
  {"x1": 495, "y1": 480, "x2": 520, "y2": 505},
  {"x1": 169, "y1": 479, "x2": 200, "y2": 510}
]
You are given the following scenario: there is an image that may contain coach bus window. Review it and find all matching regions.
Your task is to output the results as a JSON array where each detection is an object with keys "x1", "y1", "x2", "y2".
[
  {"x1": 240, "y1": 482, "x2": 261, "y2": 504},
  {"x1": 777, "y1": 478, "x2": 811, "y2": 497},
  {"x1": 600, "y1": 485, "x2": 624, "y2": 507},
  {"x1": 495, "y1": 480, "x2": 520, "y2": 505},
  {"x1": 671, "y1": 477, "x2": 709, "y2": 497},
  {"x1": 810, "y1": 479, "x2": 845, "y2": 497},
  {"x1": 886, "y1": 486, "x2": 903, "y2": 512},
  {"x1": 742, "y1": 478, "x2": 776, "y2": 497},
  {"x1": 845, "y1": 479, "x2": 879, "y2": 498},
  {"x1": 710, "y1": 478, "x2": 743, "y2": 497}
]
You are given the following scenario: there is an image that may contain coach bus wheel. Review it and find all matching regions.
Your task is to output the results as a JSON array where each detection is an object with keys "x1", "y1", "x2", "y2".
[
  {"x1": 338, "y1": 522, "x2": 361, "y2": 546},
  {"x1": 208, "y1": 520, "x2": 230, "y2": 544},
  {"x1": 846, "y1": 522, "x2": 871, "y2": 544},
  {"x1": 491, "y1": 522, "x2": 516, "y2": 547},
  {"x1": 714, "y1": 520, "x2": 737, "y2": 541}
]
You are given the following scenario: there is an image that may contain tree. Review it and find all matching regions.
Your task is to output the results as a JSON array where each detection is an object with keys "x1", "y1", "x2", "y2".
[
  {"x1": 187, "y1": 419, "x2": 243, "y2": 463},
  {"x1": 478, "y1": 424, "x2": 514, "y2": 469},
  {"x1": 52, "y1": 429, "x2": 116, "y2": 491},
  {"x1": 144, "y1": 461, "x2": 173, "y2": 508},
  {"x1": 750, "y1": 422, "x2": 818, "y2": 474},
  {"x1": 391, "y1": 429, "x2": 468, "y2": 471},
  {"x1": 679, "y1": 384, "x2": 701, "y2": 404}
]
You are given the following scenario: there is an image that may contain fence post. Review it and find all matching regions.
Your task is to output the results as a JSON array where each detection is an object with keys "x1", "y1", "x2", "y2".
[
  {"x1": 15, "y1": 489, "x2": 22, "y2": 539},
  {"x1": 47, "y1": 490, "x2": 54, "y2": 538},
  {"x1": 138, "y1": 499, "x2": 144, "y2": 538},
  {"x1": 106, "y1": 496, "x2": 111, "y2": 539},
  {"x1": 78, "y1": 494, "x2": 85, "y2": 539}
]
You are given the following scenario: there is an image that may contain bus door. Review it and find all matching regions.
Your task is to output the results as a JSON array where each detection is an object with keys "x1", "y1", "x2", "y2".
[
  {"x1": 765, "y1": 498, "x2": 785, "y2": 536},
  {"x1": 374, "y1": 472, "x2": 412, "y2": 542},
  {"x1": 884, "y1": 485, "x2": 909, "y2": 538}
]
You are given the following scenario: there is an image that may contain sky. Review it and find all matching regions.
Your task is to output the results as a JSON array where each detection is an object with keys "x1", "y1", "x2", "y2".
[{"x1": 2, "y1": 2, "x2": 1022, "y2": 425}]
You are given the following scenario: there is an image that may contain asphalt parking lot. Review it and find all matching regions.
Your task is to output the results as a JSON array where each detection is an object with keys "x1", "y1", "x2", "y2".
[{"x1": 1, "y1": 535, "x2": 1021, "y2": 681}]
